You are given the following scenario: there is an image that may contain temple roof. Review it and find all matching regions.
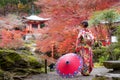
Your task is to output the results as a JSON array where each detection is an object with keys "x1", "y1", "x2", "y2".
[{"x1": 25, "y1": 15, "x2": 50, "y2": 21}]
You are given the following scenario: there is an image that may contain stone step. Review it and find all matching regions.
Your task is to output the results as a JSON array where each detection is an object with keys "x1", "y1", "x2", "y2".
[
  {"x1": 94, "y1": 73, "x2": 120, "y2": 80},
  {"x1": 103, "y1": 61, "x2": 120, "y2": 70}
]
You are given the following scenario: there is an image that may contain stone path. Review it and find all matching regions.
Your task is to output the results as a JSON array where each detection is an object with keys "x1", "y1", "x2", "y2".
[{"x1": 24, "y1": 67, "x2": 110, "y2": 80}]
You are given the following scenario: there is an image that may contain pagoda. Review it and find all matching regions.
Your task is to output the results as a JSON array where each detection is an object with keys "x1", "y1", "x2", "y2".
[
  {"x1": 22, "y1": 15, "x2": 50, "y2": 40},
  {"x1": 24, "y1": 15, "x2": 50, "y2": 33},
  {"x1": 22, "y1": 4, "x2": 50, "y2": 40}
]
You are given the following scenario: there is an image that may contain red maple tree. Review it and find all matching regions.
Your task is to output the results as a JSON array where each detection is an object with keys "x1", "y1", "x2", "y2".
[
  {"x1": 35, "y1": 0, "x2": 120, "y2": 54},
  {"x1": 0, "y1": 29, "x2": 23, "y2": 49}
]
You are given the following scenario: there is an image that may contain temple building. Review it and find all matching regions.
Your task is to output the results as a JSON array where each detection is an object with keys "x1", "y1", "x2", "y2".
[
  {"x1": 23, "y1": 15, "x2": 50, "y2": 40},
  {"x1": 24, "y1": 15, "x2": 50, "y2": 33}
]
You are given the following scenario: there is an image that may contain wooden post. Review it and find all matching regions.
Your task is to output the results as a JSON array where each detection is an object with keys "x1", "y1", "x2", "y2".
[
  {"x1": 45, "y1": 59, "x2": 47, "y2": 74},
  {"x1": 38, "y1": 24, "x2": 40, "y2": 29},
  {"x1": 26, "y1": 24, "x2": 29, "y2": 31},
  {"x1": 30, "y1": 24, "x2": 32, "y2": 32}
]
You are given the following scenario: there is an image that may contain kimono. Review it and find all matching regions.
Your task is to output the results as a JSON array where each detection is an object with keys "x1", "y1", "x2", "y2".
[{"x1": 76, "y1": 28, "x2": 94, "y2": 76}]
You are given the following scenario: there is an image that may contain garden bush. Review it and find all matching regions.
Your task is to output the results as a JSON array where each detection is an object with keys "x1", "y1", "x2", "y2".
[
  {"x1": 93, "y1": 46, "x2": 108, "y2": 63},
  {"x1": 107, "y1": 43, "x2": 120, "y2": 60},
  {"x1": 93, "y1": 43, "x2": 120, "y2": 65},
  {"x1": 0, "y1": 49, "x2": 44, "y2": 79}
]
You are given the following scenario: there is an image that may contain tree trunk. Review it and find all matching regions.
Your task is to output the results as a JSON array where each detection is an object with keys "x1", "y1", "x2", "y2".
[
  {"x1": 107, "y1": 23, "x2": 115, "y2": 60},
  {"x1": 3, "y1": 7, "x2": 6, "y2": 16}
]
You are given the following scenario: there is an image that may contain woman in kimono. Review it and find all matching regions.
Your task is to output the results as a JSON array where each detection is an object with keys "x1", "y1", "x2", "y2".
[{"x1": 76, "y1": 21, "x2": 94, "y2": 76}]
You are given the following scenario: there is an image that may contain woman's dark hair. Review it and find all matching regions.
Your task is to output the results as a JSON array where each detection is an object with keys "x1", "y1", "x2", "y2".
[{"x1": 81, "y1": 21, "x2": 88, "y2": 28}]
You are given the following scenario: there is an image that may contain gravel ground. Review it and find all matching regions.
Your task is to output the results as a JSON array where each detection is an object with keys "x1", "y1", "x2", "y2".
[{"x1": 24, "y1": 67, "x2": 110, "y2": 80}]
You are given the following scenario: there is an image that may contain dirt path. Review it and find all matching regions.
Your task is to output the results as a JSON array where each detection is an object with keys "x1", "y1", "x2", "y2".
[{"x1": 24, "y1": 67, "x2": 110, "y2": 80}]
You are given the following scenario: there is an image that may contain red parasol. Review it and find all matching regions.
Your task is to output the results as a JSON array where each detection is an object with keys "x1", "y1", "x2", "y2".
[{"x1": 56, "y1": 53, "x2": 83, "y2": 78}]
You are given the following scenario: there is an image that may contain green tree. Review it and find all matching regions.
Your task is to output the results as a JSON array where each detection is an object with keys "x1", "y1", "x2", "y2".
[
  {"x1": 0, "y1": 0, "x2": 37, "y2": 15},
  {"x1": 116, "y1": 25, "x2": 120, "y2": 41},
  {"x1": 0, "y1": 0, "x2": 9, "y2": 15},
  {"x1": 89, "y1": 9, "x2": 120, "y2": 42}
]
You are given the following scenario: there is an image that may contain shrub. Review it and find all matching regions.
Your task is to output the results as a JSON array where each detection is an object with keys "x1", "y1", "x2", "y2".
[
  {"x1": 107, "y1": 43, "x2": 120, "y2": 60},
  {"x1": 93, "y1": 46, "x2": 108, "y2": 63},
  {"x1": 0, "y1": 30, "x2": 24, "y2": 50},
  {"x1": 93, "y1": 42, "x2": 120, "y2": 64}
]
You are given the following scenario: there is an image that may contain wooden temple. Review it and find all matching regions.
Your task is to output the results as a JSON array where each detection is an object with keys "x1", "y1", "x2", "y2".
[
  {"x1": 23, "y1": 15, "x2": 50, "y2": 40},
  {"x1": 24, "y1": 15, "x2": 50, "y2": 33}
]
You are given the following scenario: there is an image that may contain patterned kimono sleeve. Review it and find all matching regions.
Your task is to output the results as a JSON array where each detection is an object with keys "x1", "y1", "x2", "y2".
[
  {"x1": 89, "y1": 30, "x2": 94, "y2": 45},
  {"x1": 76, "y1": 30, "x2": 83, "y2": 47}
]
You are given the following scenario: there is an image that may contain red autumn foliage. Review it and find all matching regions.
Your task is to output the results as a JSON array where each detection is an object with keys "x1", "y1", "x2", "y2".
[
  {"x1": 57, "y1": 30, "x2": 78, "y2": 54},
  {"x1": 35, "y1": 0, "x2": 120, "y2": 54},
  {"x1": 90, "y1": 25, "x2": 108, "y2": 40},
  {"x1": 0, "y1": 29, "x2": 23, "y2": 49}
]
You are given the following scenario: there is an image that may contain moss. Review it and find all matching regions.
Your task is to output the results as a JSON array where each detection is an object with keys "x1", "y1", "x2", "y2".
[
  {"x1": 0, "y1": 69, "x2": 4, "y2": 76},
  {"x1": 92, "y1": 77, "x2": 107, "y2": 80},
  {"x1": 0, "y1": 49, "x2": 44, "y2": 78},
  {"x1": 0, "y1": 69, "x2": 4, "y2": 80},
  {"x1": 0, "y1": 49, "x2": 22, "y2": 64},
  {"x1": 0, "y1": 49, "x2": 16, "y2": 55},
  {"x1": 27, "y1": 56, "x2": 40, "y2": 67},
  {"x1": 40, "y1": 67, "x2": 45, "y2": 73},
  {"x1": 21, "y1": 54, "x2": 42, "y2": 68},
  {"x1": 112, "y1": 78, "x2": 120, "y2": 80},
  {"x1": 0, "y1": 50, "x2": 16, "y2": 70},
  {"x1": 0, "y1": 49, "x2": 29, "y2": 70},
  {"x1": 94, "y1": 63, "x2": 103, "y2": 68},
  {"x1": 21, "y1": 50, "x2": 32, "y2": 55},
  {"x1": 7, "y1": 52, "x2": 22, "y2": 62},
  {"x1": 0, "y1": 61, "x2": 15, "y2": 70}
]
